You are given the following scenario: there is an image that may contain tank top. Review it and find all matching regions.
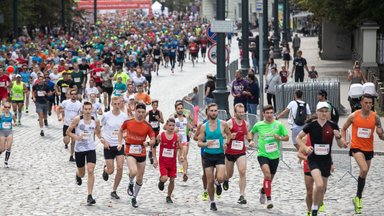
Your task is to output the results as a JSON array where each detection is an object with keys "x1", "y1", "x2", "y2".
[
  {"x1": 159, "y1": 132, "x2": 178, "y2": 163},
  {"x1": 12, "y1": 81, "x2": 24, "y2": 101},
  {"x1": 351, "y1": 110, "x2": 375, "y2": 151},
  {"x1": 204, "y1": 119, "x2": 224, "y2": 154},
  {"x1": 175, "y1": 114, "x2": 188, "y2": 142},
  {"x1": 148, "y1": 109, "x2": 160, "y2": 131},
  {"x1": 153, "y1": 49, "x2": 161, "y2": 59},
  {"x1": 226, "y1": 118, "x2": 247, "y2": 155},
  {"x1": 0, "y1": 113, "x2": 13, "y2": 130},
  {"x1": 75, "y1": 116, "x2": 96, "y2": 152}
]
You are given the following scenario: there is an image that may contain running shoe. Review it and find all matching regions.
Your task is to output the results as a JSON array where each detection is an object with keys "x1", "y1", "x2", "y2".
[
  {"x1": 266, "y1": 199, "x2": 273, "y2": 209},
  {"x1": 223, "y1": 180, "x2": 229, "y2": 191},
  {"x1": 4, "y1": 161, "x2": 9, "y2": 168},
  {"x1": 25, "y1": 108, "x2": 29, "y2": 113},
  {"x1": 148, "y1": 151, "x2": 153, "y2": 164},
  {"x1": 131, "y1": 197, "x2": 138, "y2": 208},
  {"x1": 183, "y1": 174, "x2": 188, "y2": 182},
  {"x1": 201, "y1": 191, "x2": 208, "y2": 201},
  {"x1": 237, "y1": 195, "x2": 247, "y2": 204},
  {"x1": 65, "y1": 144, "x2": 68, "y2": 149},
  {"x1": 40, "y1": 130, "x2": 44, "y2": 136},
  {"x1": 210, "y1": 202, "x2": 217, "y2": 211},
  {"x1": 178, "y1": 167, "x2": 184, "y2": 173},
  {"x1": 166, "y1": 196, "x2": 173, "y2": 204},
  {"x1": 158, "y1": 181, "x2": 165, "y2": 191},
  {"x1": 353, "y1": 196, "x2": 362, "y2": 214},
  {"x1": 259, "y1": 188, "x2": 266, "y2": 204},
  {"x1": 17, "y1": 120, "x2": 21, "y2": 126},
  {"x1": 87, "y1": 194, "x2": 96, "y2": 205},
  {"x1": 319, "y1": 203, "x2": 325, "y2": 212},
  {"x1": 306, "y1": 211, "x2": 312, "y2": 216},
  {"x1": 76, "y1": 174, "x2": 82, "y2": 186},
  {"x1": 69, "y1": 156, "x2": 75, "y2": 162},
  {"x1": 44, "y1": 119, "x2": 48, "y2": 126},
  {"x1": 111, "y1": 191, "x2": 120, "y2": 199},
  {"x1": 215, "y1": 183, "x2": 222, "y2": 196},
  {"x1": 48, "y1": 111, "x2": 51, "y2": 116},
  {"x1": 127, "y1": 183, "x2": 134, "y2": 196},
  {"x1": 102, "y1": 165, "x2": 108, "y2": 181}
]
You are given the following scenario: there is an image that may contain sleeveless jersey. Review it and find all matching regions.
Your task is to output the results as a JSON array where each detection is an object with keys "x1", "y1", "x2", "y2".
[
  {"x1": 75, "y1": 116, "x2": 96, "y2": 152},
  {"x1": 0, "y1": 113, "x2": 13, "y2": 130},
  {"x1": 351, "y1": 110, "x2": 376, "y2": 151},
  {"x1": 148, "y1": 109, "x2": 161, "y2": 131},
  {"x1": 12, "y1": 81, "x2": 24, "y2": 101},
  {"x1": 159, "y1": 132, "x2": 178, "y2": 164},
  {"x1": 226, "y1": 118, "x2": 247, "y2": 155},
  {"x1": 204, "y1": 119, "x2": 224, "y2": 154},
  {"x1": 175, "y1": 114, "x2": 188, "y2": 143}
]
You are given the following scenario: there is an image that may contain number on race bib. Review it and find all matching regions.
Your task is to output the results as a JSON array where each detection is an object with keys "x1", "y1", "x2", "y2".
[
  {"x1": 62, "y1": 87, "x2": 67, "y2": 93},
  {"x1": 130, "y1": 145, "x2": 143, "y2": 154},
  {"x1": 231, "y1": 140, "x2": 244, "y2": 150},
  {"x1": 150, "y1": 121, "x2": 159, "y2": 128},
  {"x1": 37, "y1": 91, "x2": 45, "y2": 97},
  {"x1": 111, "y1": 129, "x2": 119, "y2": 138},
  {"x1": 207, "y1": 139, "x2": 220, "y2": 149},
  {"x1": 0, "y1": 82, "x2": 5, "y2": 87},
  {"x1": 314, "y1": 144, "x2": 330, "y2": 156},
  {"x1": 2, "y1": 122, "x2": 11, "y2": 129},
  {"x1": 162, "y1": 148, "x2": 174, "y2": 158},
  {"x1": 265, "y1": 142, "x2": 278, "y2": 153},
  {"x1": 81, "y1": 131, "x2": 91, "y2": 141},
  {"x1": 14, "y1": 93, "x2": 22, "y2": 99},
  {"x1": 357, "y1": 128, "x2": 371, "y2": 139},
  {"x1": 74, "y1": 77, "x2": 81, "y2": 83}
]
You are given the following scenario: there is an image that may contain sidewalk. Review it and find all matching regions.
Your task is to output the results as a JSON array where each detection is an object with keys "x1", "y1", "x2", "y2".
[{"x1": 228, "y1": 35, "x2": 384, "y2": 153}]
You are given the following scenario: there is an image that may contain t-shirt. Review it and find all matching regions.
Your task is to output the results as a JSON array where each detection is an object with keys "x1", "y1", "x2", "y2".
[
  {"x1": 0, "y1": 75, "x2": 10, "y2": 91},
  {"x1": 293, "y1": 57, "x2": 307, "y2": 76},
  {"x1": 114, "y1": 72, "x2": 130, "y2": 84},
  {"x1": 101, "y1": 111, "x2": 128, "y2": 146},
  {"x1": 121, "y1": 119, "x2": 155, "y2": 156},
  {"x1": 56, "y1": 79, "x2": 75, "y2": 95},
  {"x1": 251, "y1": 120, "x2": 288, "y2": 159},
  {"x1": 32, "y1": 83, "x2": 51, "y2": 104},
  {"x1": 71, "y1": 70, "x2": 85, "y2": 88},
  {"x1": 114, "y1": 82, "x2": 127, "y2": 96},
  {"x1": 84, "y1": 87, "x2": 99, "y2": 100},
  {"x1": 135, "y1": 92, "x2": 151, "y2": 105},
  {"x1": 308, "y1": 70, "x2": 318, "y2": 79},
  {"x1": 286, "y1": 100, "x2": 311, "y2": 127},
  {"x1": 61, "y1": 99, "x2": 82, "y2": 126},
  {"x1": 205, "y1": 80, "x2": 215, "y2": 99}
]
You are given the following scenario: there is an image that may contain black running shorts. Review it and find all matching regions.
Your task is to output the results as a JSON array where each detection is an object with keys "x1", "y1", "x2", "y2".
[
  {"x1": 75, "y1": 150, "x2": 96, "y2": 168},
  {"x1": 203, "y1": 153, "x2": 225, "y2": 168},
  {"x1": 104, "y1": 146, "x2": 125, "y2": 160},
  {"x1": 257, "y1": 156, "x2": 279, "y2": 175}
]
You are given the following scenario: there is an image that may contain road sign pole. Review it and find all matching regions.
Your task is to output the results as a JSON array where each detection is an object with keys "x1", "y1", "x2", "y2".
[
  {"x1": 241, "y1": 0, "x2": 250, "y2": 77},
  {"x1": 259, "y1": 12, "x2": 264, "y2": 120},
  {"x1": 213, "y1": 0, "x2": 230, "y2": 119}
]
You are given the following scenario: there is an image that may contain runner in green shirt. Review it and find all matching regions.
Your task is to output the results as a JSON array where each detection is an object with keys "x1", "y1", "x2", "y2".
[{"x1": 250, "y1": 105, "x2": 289, "y2": 210}]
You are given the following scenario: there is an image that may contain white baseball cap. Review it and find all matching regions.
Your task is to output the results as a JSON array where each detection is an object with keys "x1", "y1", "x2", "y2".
[{"x1": 316, "y1": 102, "x2": 329, "y2": 111}]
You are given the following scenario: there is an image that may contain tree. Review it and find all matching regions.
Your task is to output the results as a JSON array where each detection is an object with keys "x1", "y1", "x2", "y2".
[{"x1": 293, "y1": 0, "x2": 384, "y2": 30}]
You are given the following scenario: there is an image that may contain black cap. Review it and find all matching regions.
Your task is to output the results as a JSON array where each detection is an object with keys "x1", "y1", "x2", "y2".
[
  {"x1": 318, "y1": 90, "x2": 327, "y2": 97},
  {"x1": 136, "y1": 103, "x2": 146, "y2": 110}
]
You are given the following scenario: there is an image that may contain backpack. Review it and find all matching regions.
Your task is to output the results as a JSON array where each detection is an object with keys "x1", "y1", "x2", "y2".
[
  {"x1": 328, "y1": 102, "x2": 339, "y2": 124},
  {"x1": 294, "y1": 101, "x2": 307, "y2": 126}
]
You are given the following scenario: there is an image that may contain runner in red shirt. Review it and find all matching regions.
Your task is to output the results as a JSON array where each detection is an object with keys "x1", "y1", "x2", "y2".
[
  {"x1": 0, "y1": 68, "x2": 12, "y2": 104},
  {"x1": 200, "y1": 36, "x2": 209, "y2": 62},
  {"x1": 188, "y1": 39, "x2": 199, "y2": 67},
  {"x1": 153, "y1": 118, "x2": 182, "y2": 204},
  {"x1": 90, "y1": 62, "x2": 104, "y2": 94},
  {"x1": 118, "y1": 103, "x2": 155, "y2": 208}
]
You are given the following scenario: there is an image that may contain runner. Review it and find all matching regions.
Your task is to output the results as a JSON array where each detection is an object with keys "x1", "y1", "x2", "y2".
[
  {"x1": 113, "y1": 77, "x2": 127, "y2": 97},
  {"x1": 173, "y1": 101, "x2": 193, "y2": 181},
  {"x1": 142, "y1": 55, "x2": 154, "y2": 94},
  {"x1": 32, "y1": 74, "x2": 52, "y2": 136},
  {"x1": 0, "y1": 102, "x2": 14, "y2": 168},
  {"x1": 146, "y1": 100, "x2": 164, "y2": 164},
  {"x1": 118, "y1": 103, "x2": 155, "y2": 208},
  {"x1": 57, "y1": 90, "x2": 82, "y2": 161},
  {"x1": 134, "y1": 84, "x2": 151, "y2": 105},
  {"x1": 84, "y1": 79, "x2": 100, "y2": 101},
  {"x1": 200, "y1": 36, "x2": 208, "y2": 62},
  {"x1": 177, "y1": 41, "x2": 186, "y2": 71},
  {"x1": 71, "y1": 63, "x2": 86, "y2": 101},
  {"x1": 223, "y1": 103, "x2": 254, "y2": 204},
  {"x1": 89, "y1": 93, "x2": 103, "y2": 119},
  {"x1": 0, "y1": 68, "x2": 11, "y2": 106},
  {"x1": 101, "y1": 65, "x2": 114, "y2": 112},
  {"x1": 153, "y1": 118, "x2": 182, "y2": 203},
  {"x1": 250, "y1": 105, "x2": 289, "y2": 209},
  {"x1": 152, "y1": 44, "x2": 162, "y2": 75},
  {"x1": 11, "y1": 75, "x2": 27, "y2": 125},
  {"x1": 197, "y1": 103, "x2": 232, "y2": 211},
  {"x1": 101, "y1": 96, "x2": 128, "y2": 199},
  {"x1": 55, "y1": 72, "x2": 77, "y2": 103},
  {"x1": 296, "y1": 102, "x2": 347, "y2": 216},
  {"x1": 188, "y1": 39, "x2": 199, "y2": 67},
  {"x1": 19, "y1": 64, "x2": 32, "y2": 113},
  {"x1": 66, "y1": 101, "x2": 101, "y2": 206},
  {"x1": 341, "y1": 94, "x2": 384, "y2": 214}
]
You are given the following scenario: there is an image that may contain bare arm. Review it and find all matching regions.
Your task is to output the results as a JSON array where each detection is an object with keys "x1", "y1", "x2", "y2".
[
  {"x1": 66, "y1": 117, "x2": 80, "y2": 141},
  {"x1": 341, "y1": 114, "x2": 354, "y2": 143},
  {"x1": 197, "y1": 124, "x2": 207, "y2": 147},
  {"x1": 276, "y1": 108, "x2": 289, "y2": 120},
  {"x1": 95, "y1": 120, "x2": 102, "y2": 140},
  {"x1": 296, "y1": 130, "x2": 311, "y2": 154},
  {"x1": 375, "y1": 115, "x2": 384, "y2": 140}
]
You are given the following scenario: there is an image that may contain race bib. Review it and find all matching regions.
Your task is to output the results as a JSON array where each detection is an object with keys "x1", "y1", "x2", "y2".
[
  {"x1": 37, "y1": 91, "x2": 45, "y2": 97},
  {"x1": 150, "y1": 121, "x2": 159, "y2": 128},
  {"x1": 231, "y1": 140, "x2": 244, "y2": 150},
  {"x1": 96, "y1": 72, "x2": 102, "y2": 77},
  {"x1": 265, "y1": 142, "x2": 278, "y2": 153},
  {"x1": 357, "y1": 128, "x2": 371, "y2": 138},
  {"x1": 207, "y1": 139, "x2": 220, "y2": 149},
  {"x1": 74, "y1": 77, "x2": 81, "y2": 83},
  {"x1": 0, "y1": 82, "x2": 5, "y2": 87},
  {"x1": 14, "y1": 93, "x2": 22, "y2": 99},
  {"x1": 116, "y1": 90, "x2": 124, "y2": 94},
  {"x1": 178, "y1": 128, "x2": 186, "y2": 135},
  {"x1": 111, "y1": 129, "x2": 119, "y2": 138},
  {"x1": 154, "y1": 55, "x2": 160, "y2": 59},
  {"x1": 130, "y1": 145, "x2": 143, "y2": 154},
  {"x1": 162, "y1": 148, "x2": 174, "y2": 158},
  {"x1": 62, "y1": 87, "x2": 67, "y2": 93},
  {"x1": 81, "y1": 131, "x2": 91, "y2": 141},
  {"x1": 314, "y1": 144, "x2": 330, "y2": 156},
  {"x1": 2, "y1": 122, "x2": 11, "y2": 129}
]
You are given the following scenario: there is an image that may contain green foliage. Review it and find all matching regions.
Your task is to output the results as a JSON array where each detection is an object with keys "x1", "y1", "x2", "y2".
[{"x1": 293, "y1": 0, "x2": 384, "y2": 30}]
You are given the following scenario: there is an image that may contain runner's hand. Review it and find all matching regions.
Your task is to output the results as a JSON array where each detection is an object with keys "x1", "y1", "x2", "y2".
[
  {"x1": 231, "y1": 133, "x2": 237, "y2": 139},
  {"x1": 153, "y1": 158, "x2": 158, "y2": 168},
  {"x1": 273, "y1": 134, "x2": 281, "y2": 141},
  {"x1": 206, "y1": 140, "x2": 214, "y2": 147},
  {"x1": 333, "y1": 129, "x2": 341, "y2": 138},
  {"x1": 305, "y1": 146, "x2": 313, "y2": 154},
  {"x1": 117, "y1": 144, "x2": 122, "y2": 151},
  {"x1": 249, "y1": 141, "x2": 255, "y2": 147}
]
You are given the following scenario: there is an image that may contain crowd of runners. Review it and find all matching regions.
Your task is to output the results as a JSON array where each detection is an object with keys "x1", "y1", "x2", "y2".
[{"x1": 0, "y1": 10, "x2": 382, "y2": 216}]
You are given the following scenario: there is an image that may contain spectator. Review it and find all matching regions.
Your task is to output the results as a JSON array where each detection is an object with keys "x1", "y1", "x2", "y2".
[
  {"x1": 279, "y1": 65, "x2": 289, "y2": 83},
  {"x1": 204, "y1": 73, "x2": 215, "y2": 105},
  {"x1": 291, "y1": 50, "x2": 309, "y2": 82},
  {"x1": 308, "y1": 65, "x2": 318, "y2": 80},
  {"x1": 245, "y1": 73, "x2": 259, "y2": 115},
  {"x1": 265, "y1": 57, "x2": 277, "y2": 76},
  {"x1": 292, "y1": 34, "x2": 301, "y2": 58},
  {"x1": 231, "y1": 70, "x2": 249, "y2": 111},
  {"x1": 183, "y1": 86, "x2": 200, "y2": 126},
  {"x1": 265, "y1": 67, "x2": 281, "y2": 112},
  {"x1": 282, "y1": 43, "x2": 291, "y2": 70}
]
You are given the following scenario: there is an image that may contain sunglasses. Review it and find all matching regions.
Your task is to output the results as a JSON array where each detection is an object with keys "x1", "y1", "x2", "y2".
[{"x1": 3, "y1": 106, "x2": 10, "y2": 109}]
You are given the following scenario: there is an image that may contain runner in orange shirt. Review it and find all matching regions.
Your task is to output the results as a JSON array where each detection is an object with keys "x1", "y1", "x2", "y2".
[
  {"x1": 118, "y1": 103, "x2": 155, "y2": 208},
  {"x1": 341, "y1": 94, "x2": 384, "y2": 214},
  {"x1": 134, "y1": 84, "x2": 151, "y2": 105}
]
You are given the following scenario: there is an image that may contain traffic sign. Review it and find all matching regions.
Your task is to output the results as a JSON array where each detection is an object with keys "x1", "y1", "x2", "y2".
[
  {"x1": 207, "y1": 44, "x2": 229, "y2": 65},
  {"x1": 256, "y1": 1, "x2": 263, "y2": 13},
  {"x1": 211, "y1": 20, "x2": 234, "y2": 33},
  {"x1": 206, "y1": 25, "x2": 217, "y2": 43}
]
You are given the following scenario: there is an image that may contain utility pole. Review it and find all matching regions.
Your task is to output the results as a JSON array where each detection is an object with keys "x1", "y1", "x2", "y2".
[
  {"x1": 272, "y1": 0, "x2": 281, "y2": 58},
  {"x1": 282, "y1": 0, "x2": 287, "y2": 44},
  {"x1": 94, "y1": 0, "x2": 97, "y2": 24},
  {"x1": 13, "y1": 0, "x2": 18, "y2": 37},
  {"x1": 240, "y1": 0, "x2": 250, "y2": 77},
  {"x1": 213, "y1": 0, "x2": 230, "y2": 118},
  {"x1": 61, "y1": 0, "x2": 65, "y2": 30},
  {"x1": 262, "y1": 0, "x2": 269, "y2": 65}
]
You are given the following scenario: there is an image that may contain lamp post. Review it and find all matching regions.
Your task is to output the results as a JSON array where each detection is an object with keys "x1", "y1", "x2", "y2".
[
  {"x1": 13, "y1": 0, "x2": 18, "y2": 37},
  {"x1": 240, "y1": 0, "x2": 250, "y2": 77},
  {"x1": 272, "y1": 0, "x2": 281, "y2": 58},
  {"x1": 287, "y1": 2, "x2": 292, "y2": 42},
  {"x1": 61, "y1": 0, "x2": 65, "y2": 30},
  {"x1": 262, "y1": 0, "x2": 269, "y2": 65},
  {"x1": 213, "y1": 0, "x2": 230, "y2": 118},
  {"x1": 282, "y1": 0, "x2": 287, "y2": 44},
  {"x1": 94, "y1": 0, "x2": 97, "y2": 24}
]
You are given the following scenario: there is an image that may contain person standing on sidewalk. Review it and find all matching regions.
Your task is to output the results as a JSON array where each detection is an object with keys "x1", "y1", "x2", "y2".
[
  {"x1": 223, "y1": 103, "x2": 254, "y2": 204},
  {"x1": 265, "y1": 67, "x2": 281, "y2": 113},
  {"x1": 231, "y1": 70, "x2": 249, "y2": 111},
  {"x1": 276, "y1": 89, "x2": 311, "y2": 151},
  {"x1": 292, "y1": 34, "x2": 301, "y2": 58},
  {"x1": 67, "y1": 101, "x2": 102, "y2": 206},
  {"x1": 205, "y1": 73, "x2": 215, "y2": 105},
  {"x1": 291, "y1": 50, "x2": 309, "y2": 82},
  {"x1": 101, "y1": 96, "x2": 128, "y2": 200},
  {"x1": 296, "y1": 102, "x2": 347, "y2": 216},
  {"x1": 198, "y1": 103, "x2": 232, "y2": 211},
  {"x1": 341, "y1": 94, "x2": 384, "y2": 214},
  {"x1": 250, "y1": 105, "x2": 289, "y2": 209},
  {"x1": 244, "y1": 73, "x2": 259, "y2": 115}
]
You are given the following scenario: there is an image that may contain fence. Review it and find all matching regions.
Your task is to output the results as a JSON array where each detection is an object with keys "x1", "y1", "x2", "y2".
[
  {"x1": 367, "y1": 70, "x2": 384, "y2": 111},
  {"x1": 226, "y1": 59, "x2": 239, "y2": 87},
  {"x1": 275, "y1": 79, "x2": 341, "y2": 114},
  {"x1": 377, "y1": 33, "x2": 384, "y2": 65}
]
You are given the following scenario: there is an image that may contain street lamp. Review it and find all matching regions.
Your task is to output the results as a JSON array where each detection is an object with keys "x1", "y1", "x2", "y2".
[
  {"x1": 272, "y1": 0, "x2": 281, "y2": 58},
  {"x1": 240, "y1": 0, "x2": 250, "y2": 77}
]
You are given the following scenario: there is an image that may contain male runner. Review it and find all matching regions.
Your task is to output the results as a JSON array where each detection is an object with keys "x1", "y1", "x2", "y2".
[{"x1": 146, "y1": 100, "x2": 164, "y2": 164}]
